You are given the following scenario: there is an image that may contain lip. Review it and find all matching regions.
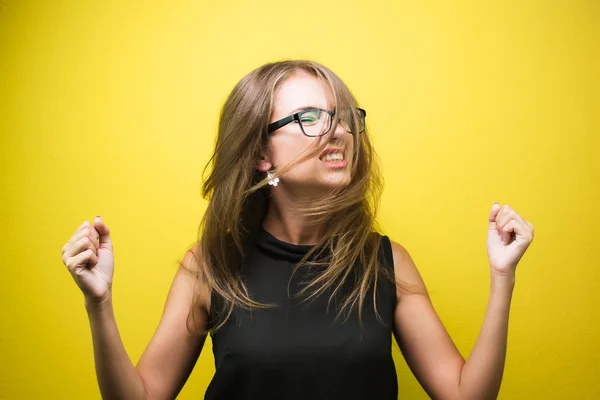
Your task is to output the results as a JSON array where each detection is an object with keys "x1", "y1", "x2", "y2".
[
  {"x1": 321, "y1": 159, "x2": 347, "y2": 168},
  {"x1": 318, "y1": 147, "x2": 345, "y2": 161}
]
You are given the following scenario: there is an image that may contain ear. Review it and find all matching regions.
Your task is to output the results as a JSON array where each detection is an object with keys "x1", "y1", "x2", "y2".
[{"x1": 256, "y1": 158, "x2": 273, "y2": 172}]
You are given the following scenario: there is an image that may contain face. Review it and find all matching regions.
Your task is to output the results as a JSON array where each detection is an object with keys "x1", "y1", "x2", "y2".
[{"x1": 258, "y1": 71, "x2": 355, "y2": 193}]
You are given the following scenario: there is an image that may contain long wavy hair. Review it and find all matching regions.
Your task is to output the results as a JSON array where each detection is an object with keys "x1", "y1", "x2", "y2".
[{"x1": 180, "y1": 60, "x2": 417, "y2": 335}]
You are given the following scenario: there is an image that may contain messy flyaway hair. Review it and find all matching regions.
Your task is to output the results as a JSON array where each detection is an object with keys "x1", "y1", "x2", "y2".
[{"x1": 179, "y1": 59, "x2": 420, "y2": 335}]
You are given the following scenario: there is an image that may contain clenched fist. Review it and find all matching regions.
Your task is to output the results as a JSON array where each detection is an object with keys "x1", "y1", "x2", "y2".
[{"x1": 61, "y1": 216, "x2": 114, "y2": 304}]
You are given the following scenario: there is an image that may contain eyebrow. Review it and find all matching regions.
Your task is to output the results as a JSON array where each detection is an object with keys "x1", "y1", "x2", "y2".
[{"x1": 288, "y1": 105, "x2": 328, "y2": 114}]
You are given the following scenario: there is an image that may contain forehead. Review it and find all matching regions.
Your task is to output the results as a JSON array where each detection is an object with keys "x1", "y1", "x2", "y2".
[{"x1": 272, "y1": 71, "x2": 334, "y2": 116}]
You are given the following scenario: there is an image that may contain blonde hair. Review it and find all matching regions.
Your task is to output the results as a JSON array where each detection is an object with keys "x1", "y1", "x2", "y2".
[{"x1": 181, "y1": 60, "x2": 415, "y2": 334}]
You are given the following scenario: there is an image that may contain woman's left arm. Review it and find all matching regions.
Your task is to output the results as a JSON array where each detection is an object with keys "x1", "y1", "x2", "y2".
[{"x1": 391, "y1": 203, "x2": 534, "y2": 400}]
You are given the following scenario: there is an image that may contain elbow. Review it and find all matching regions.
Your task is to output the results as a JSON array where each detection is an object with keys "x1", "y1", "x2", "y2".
[
  {"x1": 136, "y1": 372, "x2": 151, "y2": 400},
  {"x1": 455, "y1": 388, "x2": 501, "y2": 400}
]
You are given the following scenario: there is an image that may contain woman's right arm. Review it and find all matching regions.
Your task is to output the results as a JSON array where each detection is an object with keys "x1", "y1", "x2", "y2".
[
  {"x1": 133, "y1": 248, "x2": 209, "y2": 400},
  {"x1": 62, "y1": 217, "x2": 209, "y2": 400}
]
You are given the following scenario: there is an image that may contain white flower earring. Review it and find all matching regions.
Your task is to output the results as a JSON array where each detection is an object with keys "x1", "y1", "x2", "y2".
[{"x1": 267, "y1": 171, "x2": 280, "y2": 186}]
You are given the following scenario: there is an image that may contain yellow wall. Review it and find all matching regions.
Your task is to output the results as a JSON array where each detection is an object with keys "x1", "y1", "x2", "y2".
[{"x1": 1, "y1": 0, "x2": 598, "y2": 398}]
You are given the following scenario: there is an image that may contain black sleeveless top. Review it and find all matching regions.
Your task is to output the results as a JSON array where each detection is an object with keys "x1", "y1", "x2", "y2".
[{"x1": 204, "y1": 227, "x2": 398, "y2": 399}]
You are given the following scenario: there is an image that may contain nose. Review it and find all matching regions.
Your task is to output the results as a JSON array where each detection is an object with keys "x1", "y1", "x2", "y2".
[
  {"x1": 331, "y1": 118, "x2": 347, "y2": 138},
  {"x1": 322, "y1": 119, "x2": 349, "y2": 148}
]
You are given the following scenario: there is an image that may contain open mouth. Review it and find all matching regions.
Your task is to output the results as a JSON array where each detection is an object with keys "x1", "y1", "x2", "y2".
[
  {"x1": 320, "y1": 152, "x2": 345, "y2": 162},
  {"x1": 319, "y1": 147, "x2": 345, "y2": 162},
  {"x1": 319, "y1": 148, "x2": 347, "y2": 168}
]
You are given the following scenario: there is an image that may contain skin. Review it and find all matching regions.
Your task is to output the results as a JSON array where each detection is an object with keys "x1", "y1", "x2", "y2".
[
  {"x1": 61, "y1": 71, "x2": 534, "y2": 400},
  {"x1": 257, "y1": 70, "x2": 355, "y2": 246}
]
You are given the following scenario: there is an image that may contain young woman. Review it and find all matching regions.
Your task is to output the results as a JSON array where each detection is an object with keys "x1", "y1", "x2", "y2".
[{"x1": 61, "y1": 60, "x2": 534, "y2": 400}]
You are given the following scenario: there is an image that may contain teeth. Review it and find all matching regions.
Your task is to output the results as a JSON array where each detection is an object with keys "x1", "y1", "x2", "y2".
[{"x1": 323, "y1": 153, "x2": 344, "y2": 162}]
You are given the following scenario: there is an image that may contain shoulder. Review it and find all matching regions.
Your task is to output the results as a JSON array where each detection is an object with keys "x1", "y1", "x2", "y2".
[
  {"x1": 388, "y1": 239, "x2": 408, "y2": 266},
  {"x1": 387, "y1": 238, "x2": 428, "y2": 299},
  {"x1": 179, "y1": 243, "x2": 203, "y2": 279},
  {"x1": 178, "y1": 243, "x2": 211, "y2": 316}
]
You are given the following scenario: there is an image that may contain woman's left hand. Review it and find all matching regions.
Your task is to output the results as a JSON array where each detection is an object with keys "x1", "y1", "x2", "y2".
[{"x1": 487, "y1": 203, "x2": 535, "y2": 277}]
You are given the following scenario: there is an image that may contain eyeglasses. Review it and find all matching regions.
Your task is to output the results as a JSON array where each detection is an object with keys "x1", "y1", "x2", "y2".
[{"x1": 267, "y1": 107, "x2": 367, "y2": 137}]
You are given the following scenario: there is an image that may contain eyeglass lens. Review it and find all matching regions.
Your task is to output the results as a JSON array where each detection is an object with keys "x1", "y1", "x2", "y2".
[
  {"x1": 299, "y1": 110, "x2": 330, "y2": 136},
  {"x1": 299, "y1": 109, "x2": 365, "y2": 137}
]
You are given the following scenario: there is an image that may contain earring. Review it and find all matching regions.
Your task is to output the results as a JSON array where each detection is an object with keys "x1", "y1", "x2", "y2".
[{"x1": 267, "y1": 171, "x2": 280, "y2": 186}]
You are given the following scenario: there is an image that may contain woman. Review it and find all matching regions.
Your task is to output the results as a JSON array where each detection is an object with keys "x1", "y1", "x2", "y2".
[{"x1": 61, "y1": 60, "x2": 534, "y2": 400}]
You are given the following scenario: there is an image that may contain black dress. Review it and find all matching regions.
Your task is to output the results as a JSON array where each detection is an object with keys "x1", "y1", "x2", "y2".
[{"x1": 204, "y1": 226, "x2": 398, "y2": 399}]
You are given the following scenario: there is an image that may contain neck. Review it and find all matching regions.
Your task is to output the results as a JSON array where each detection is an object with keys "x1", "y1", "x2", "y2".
[{"x1": 261, "y1": 189, "x2": 327, "y2": 246}]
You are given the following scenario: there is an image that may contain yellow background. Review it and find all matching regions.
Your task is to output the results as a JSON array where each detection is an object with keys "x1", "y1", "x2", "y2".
[{"x1": 1, "y1": 0, "x2": 598, "y2": 399}]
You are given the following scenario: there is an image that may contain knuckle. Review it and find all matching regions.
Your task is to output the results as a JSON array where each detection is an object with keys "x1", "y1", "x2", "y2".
[
  {"x1": 78, "y1": 237, "x2": 91, "y2": 249},
  {"x1": 79, "y1": 249, "x2": 91, "y2": 262}
]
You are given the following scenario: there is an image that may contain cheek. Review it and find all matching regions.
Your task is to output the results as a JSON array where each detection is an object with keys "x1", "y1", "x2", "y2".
[{"x1": 272, "y1": 136, "x2": 316, "y2": 165}]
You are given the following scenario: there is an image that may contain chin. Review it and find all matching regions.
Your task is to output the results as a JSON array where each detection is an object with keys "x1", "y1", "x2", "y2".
[
  {"x1": 284, "y1": 165, "x2": 352, "y2": 191},
  {"x1": 319, "y1": 174, "x2": 352, "y2": 188}
]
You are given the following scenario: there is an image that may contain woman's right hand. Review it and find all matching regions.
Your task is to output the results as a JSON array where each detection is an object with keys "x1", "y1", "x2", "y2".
[{"x1": 61, "y1": 216, "x2": 114, "y2": 304}]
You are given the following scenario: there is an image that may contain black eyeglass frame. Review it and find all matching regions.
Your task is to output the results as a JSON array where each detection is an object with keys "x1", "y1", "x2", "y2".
[{"x1": 267, "y1": 107, "x2": 367, "y2": 136}]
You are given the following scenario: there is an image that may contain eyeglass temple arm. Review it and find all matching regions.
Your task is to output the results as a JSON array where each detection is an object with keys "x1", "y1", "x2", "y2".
[
  {"x1": 268, "y1": 108, "x2": 366, "y2": 133},
  {"x1": 267, "y1": 114, "x2": 296, "y2": 133}
]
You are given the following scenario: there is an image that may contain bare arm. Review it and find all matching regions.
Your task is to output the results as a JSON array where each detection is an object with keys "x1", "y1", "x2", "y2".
[
  {"x1": 86, "y1": 293, "x2": 148, "y2": 400},
  {"x1": 456, "y1": 275, "x2": 514, "y2": 399},
  {"x1": 86, "y1": 247, "x2": 209, "y2": 400},
  {"x1": 391, "y1": 240, "x2": 514, "y2": 400}
]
